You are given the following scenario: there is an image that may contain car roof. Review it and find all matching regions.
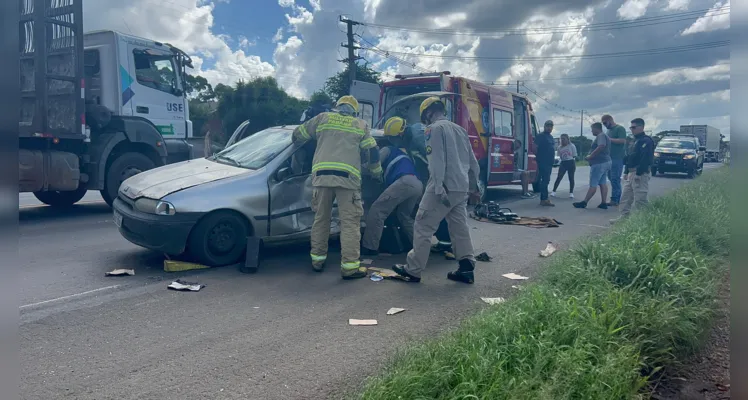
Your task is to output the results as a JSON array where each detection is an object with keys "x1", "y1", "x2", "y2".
[{"x1": 268, "y1": 124, "x2": 385, "y2": 138}]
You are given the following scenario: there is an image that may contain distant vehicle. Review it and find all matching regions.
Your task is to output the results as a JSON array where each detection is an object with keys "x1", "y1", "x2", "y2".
[
  {"x1": 18, "y1": 0, "x2": 194, "y2": 208},
  {"x1": 679, "y1": 125, "x2": 721, "y2": 162},
  {"x1": 652, "y1": 135, "x2": 705, "y2": 178},
  {"x1": 113, "y1": 124, "x2": 392, "y2": 267},
  {"x1": 350, "y1": 72, "x2": 541, "y2": 200}
]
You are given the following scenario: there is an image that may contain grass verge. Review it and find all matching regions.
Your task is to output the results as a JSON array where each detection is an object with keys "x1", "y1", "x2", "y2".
[{"x1": 357, "y1": 168, "x2": 730, "y2": 400}]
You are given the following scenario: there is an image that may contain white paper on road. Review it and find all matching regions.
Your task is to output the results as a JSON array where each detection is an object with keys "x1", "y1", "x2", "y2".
[
  {"x1": 539, "y1": 242, "x2": 558, "y2": 258},
  {"x1": 349, "y1": 319, "x2": 378, "y2": 326},
  {"x1": 105, "y1": 269, "x2": 135, "y2": 276},
  {"x1": 481, "y1": 297, "x2": 506, "y2": 305},
  {"x1": 386, "y1": 308, "x2": 406, "y2": 315},
  {"x1": 167, "y1": 280, "x2": 205, "y2": 292},
  {"x1": 361, "y1": 259, "x2": 373, "y2": 265},
  {"x1": 502, "y1": 273, "x2": 529, "y2": 280}
]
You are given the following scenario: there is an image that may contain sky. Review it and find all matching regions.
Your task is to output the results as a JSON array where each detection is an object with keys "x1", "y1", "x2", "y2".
[{"x1": 82, "y1": 0, "x2": 731, "y2": 139}]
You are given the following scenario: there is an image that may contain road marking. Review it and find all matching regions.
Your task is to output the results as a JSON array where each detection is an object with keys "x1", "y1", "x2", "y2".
[
  {"x1": 19, "y1": 285, "x2": 121, "y2": 309},
  {"x1": 19, "y1": 200, "x2": 106, "y2": 210}
]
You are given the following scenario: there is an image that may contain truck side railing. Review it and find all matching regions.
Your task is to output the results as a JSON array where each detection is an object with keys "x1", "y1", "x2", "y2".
[{"x1": 19, "y1": 0, "x2": 84, "y2": 139}]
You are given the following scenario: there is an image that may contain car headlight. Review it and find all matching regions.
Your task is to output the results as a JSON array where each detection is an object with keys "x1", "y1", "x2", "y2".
[
  {"x1": 134, "y1": 198, "x2": 177, "y2": 215},
  {"x1": 683, "y1": 154, "x2": 696, "y2": 160},
  {"x1": 654, "y1": 152, "x2": 660, "y2": 158}
]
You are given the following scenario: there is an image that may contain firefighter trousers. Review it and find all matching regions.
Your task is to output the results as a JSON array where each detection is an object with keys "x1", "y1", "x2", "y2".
[
  {"x1": 404, "y1": 191, "x2": 476, "y2": 278},
  {"x1": 362, "y1": 174, "x2": 423, "y2": 251},
  {"x1": 310, "y1": 186, "x2": 363, "y2": 276}
]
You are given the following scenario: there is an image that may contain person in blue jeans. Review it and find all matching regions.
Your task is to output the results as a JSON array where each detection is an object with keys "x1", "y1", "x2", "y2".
[
  {"x1": 602, "y1": 115, "x2": 627, "y2": 207},
  {"x1": 573, "y1": 122, "x2": 611, "y2": 209}
]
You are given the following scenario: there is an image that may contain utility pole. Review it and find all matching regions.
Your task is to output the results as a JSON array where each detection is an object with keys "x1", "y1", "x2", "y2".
[
  {"x1": 580, "y1": 110, "x2": 585, "y2": 137},
  {"x1": 340, "y1": 16, "x2": 362, "y2": 94},
  {"x1": 516, "y1": 80, "x2": 522, "y2": 93}
]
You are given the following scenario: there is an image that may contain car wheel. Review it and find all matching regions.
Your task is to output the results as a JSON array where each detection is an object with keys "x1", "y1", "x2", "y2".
[
  {"x1": 101, "y1": 152, "x2": 157, "y2": 207},
  {"x1": 687, "y1": 170, "x2": 696, "y2": 179},
  {"x1": 188, "y1": 210, "x2": 249, "y2": 267}
]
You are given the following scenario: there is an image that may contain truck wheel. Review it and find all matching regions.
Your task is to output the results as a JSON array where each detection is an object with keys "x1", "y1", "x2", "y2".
[
  {"x1": 188, "y1": 210, "x2": 249, "y2": 267},
  {"x1": 33, "y1": 185, "x2": 88, "y2": 207},
  {"x1": 101, "y1": 153, "x2": 156, "y2": 206}
]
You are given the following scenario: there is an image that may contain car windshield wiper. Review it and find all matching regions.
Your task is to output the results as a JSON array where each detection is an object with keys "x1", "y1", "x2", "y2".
[{"x1": 215, "y1": 155, "x2": 240, "y2": 167}]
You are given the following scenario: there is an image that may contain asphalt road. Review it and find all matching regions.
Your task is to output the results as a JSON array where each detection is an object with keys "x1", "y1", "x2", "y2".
[{"x1": 19, "y1": 164, "x2": 722, "y2": 400}]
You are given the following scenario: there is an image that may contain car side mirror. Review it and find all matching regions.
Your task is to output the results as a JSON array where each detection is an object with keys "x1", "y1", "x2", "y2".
[
  {"x1": 275, "y1": 167, "x2": 292, "y2": 181},
  {"x1": 699, "y1": 146, "x2": 706, "y2": 151}
]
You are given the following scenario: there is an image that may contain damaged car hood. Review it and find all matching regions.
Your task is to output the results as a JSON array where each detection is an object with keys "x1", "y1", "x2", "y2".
[{"x1": 120, "y1": 158, "x2": 252, "y2": 200}]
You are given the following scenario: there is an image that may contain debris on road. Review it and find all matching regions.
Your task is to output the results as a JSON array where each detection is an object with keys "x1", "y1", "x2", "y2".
[
  {"x1": 105, "y1": 269, "x2": 135, "y2": 276},
  {"x1": 370, "y1": 273, "x2": 384, "y2": 282},
  {"x1": 476, "y1": 252, "x2": 493, "y2": 262},
  {"x1": 349, "y1": 319, "x2": 377, "y2": 326},
  {"x1": 367, "y1": 267, "x2": 408, "y2": 281},
  {"x1": 240, "y1": 237, "x2": 262, "y2": 274},
  {"x1": 163, "y1": 260, "x2": 210, "y2": 273},
  {"x1": 471, "y1": 213, "x2": 563, "y2": 228},
  {"x1": 362, "y1": 259, "x2": 373, "y2": 265},
  {"x1": 167, "y1": 279, "x2": 205, "y2": 292},
  {"x1": 481, "y1": 297, "x2": 506, "y2": 305},
  {"x1": 502, "y1": 273, "x2": 529, "y2": 280},
  {"x1": 539, "y1": 242, "x2": 558, "y2": 258},
  {"x1": 387, "y1": 307, "x2": 406, "y2": 315},
  {"x1": 444, "y1": 251, "x2": 456, "y2": 260}
]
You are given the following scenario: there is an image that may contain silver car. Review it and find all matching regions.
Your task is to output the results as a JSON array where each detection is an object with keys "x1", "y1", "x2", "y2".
[{"x1": 113, "y1": 123, "x2": 384, "y2": 267}]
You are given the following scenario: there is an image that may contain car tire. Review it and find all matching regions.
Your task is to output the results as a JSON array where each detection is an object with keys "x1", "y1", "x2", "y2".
[
  {"x1": 687, "y1": 170, "x2": 696, "y2": 179},
  {"x1": 188, "y1": 210, "x2": 249, "y2": 267},
  {"x1": 101, "y1": 152, "x2": 157, "y2": 207},
  {"x1": 33, "y1": 184, "x2": 88, "y2": 207}
]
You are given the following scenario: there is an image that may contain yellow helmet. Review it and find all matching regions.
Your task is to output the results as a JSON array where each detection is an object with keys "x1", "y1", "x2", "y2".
[
  {"x1": 383, "y1": 117, "x2": 407, "y2": 136},
  {"x1": 336, "y1": 95, "x2": 359, "y2": 114},
  {"x1": 419, "y1": 96, "x2": 444, "y2": 123}
]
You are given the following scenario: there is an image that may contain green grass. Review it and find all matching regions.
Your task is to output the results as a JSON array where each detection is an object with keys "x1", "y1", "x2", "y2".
[{"x1": 357, "y1": 168, "x2": 730, "y2": 400}]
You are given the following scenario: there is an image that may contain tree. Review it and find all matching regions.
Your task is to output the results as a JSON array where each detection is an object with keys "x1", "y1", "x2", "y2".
[
  {"x1": 323, "y1": 63, "x2": 381, "y2": 101},
  {"x1": 309, "y1": 90, "x2": 333, "y2": 106},
  {"x1": 570, "y1": 136, "x2": 593, "y2": 158},
  {"x1": 216, "y1": 76, "x2": 308, "y2": 136},
  {"x1": 184, "y1": 74, "x2": 215, "y2": 102}
]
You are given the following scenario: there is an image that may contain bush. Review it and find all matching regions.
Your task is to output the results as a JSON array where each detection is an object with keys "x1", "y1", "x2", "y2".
[{"x1": 357, "y1": 169, "x2": 729, "y2": 400}]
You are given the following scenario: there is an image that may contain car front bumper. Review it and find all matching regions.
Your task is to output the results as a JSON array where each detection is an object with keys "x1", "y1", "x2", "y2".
[
  {"x1": 113, "y1": 196, "x2": 204, "y2": 255},
  {"x1": 654, "y1": 156, "x2": 698, "y2": 173}
]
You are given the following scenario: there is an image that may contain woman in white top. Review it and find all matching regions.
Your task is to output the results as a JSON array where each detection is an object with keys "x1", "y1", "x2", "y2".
[{"x1": 551, "y1": 134, "x2": 578, "y2": 198}]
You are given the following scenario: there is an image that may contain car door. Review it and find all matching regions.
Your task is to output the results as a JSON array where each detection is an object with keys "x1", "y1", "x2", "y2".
[
  {"x1": 223, "y1": 120, "x2": 251, "y2": 148},
  {"x1": 267, "y1": 143, "x2": 339, "y2": 238},
  {"x1": 350, "y1": 80, "x2": 381, "y2": 128}
]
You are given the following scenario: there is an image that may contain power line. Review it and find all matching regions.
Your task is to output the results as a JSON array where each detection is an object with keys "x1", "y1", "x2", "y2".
[
  {"x1": 523, "y1": 84, "x2": 595, "y2": 124},
  {"x1": 354, "y1": 6, "x2": 729, "y2": 36},
  {"x1": 356, "y1": 34, "x2": 436, "y2": 74},
  {"x1": 359, "y1": 40, "x2": 729, "y2": 62}
]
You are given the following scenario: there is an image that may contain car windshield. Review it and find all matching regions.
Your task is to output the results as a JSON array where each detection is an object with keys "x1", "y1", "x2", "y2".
[
  {"x1": 212, "y1": 127, "x2": 293, "y2": 169},
  {"x1": 659, "y1": 139, "x2": 696, "y2": 149}
]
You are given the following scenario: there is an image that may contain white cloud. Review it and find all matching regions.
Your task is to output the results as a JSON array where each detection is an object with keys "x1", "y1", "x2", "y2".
[
  {"x1": 278, "y1": 0, "x2": 295, "y2": 7},
  {"x1": 83, "y1": 0, "x2": 274, "y2": 88},
  {"x1": 632, "y1": 63, "x2": 730, "y2": 86},
  {"x1": 238, "y1": 35, "x2": 257, "y2": 49},
  {"x1": 273, "y1": 36, "x2": 306, "y2": 98},
  {"x1": 682, "y1": 0, "x2": 730, "y2": 35},
  {"x1": 617, "y1": 0, "x2": 651, "y2": 20},
  {"x1": 272, "y1": 28, "x2": 284, "y2": 43},
  {"x1": 665, "y1": 0, "x2": 690, "y2": 11}
]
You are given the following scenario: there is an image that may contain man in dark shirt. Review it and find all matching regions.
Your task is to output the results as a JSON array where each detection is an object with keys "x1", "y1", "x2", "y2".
[
  {"x1": 535, "y1": 120, "x2": 556, "y2": 206},
  {"x1": 611, "y1": 118, "x2": 654, "y2": 223}
]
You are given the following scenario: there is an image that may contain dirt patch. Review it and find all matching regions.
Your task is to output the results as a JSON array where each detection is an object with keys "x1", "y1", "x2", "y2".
[{"x1": 652, "y1": 274, "x2": 731, "y2": 400}]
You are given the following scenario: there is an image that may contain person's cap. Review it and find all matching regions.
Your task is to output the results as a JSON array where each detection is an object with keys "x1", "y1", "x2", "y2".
[{"x1": 544, "y1": 120, "x2": 554, "y2": 126}]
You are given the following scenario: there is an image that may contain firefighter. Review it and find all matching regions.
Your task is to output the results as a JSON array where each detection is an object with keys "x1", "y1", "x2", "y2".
[
  {"x1": 361, "y1": 117, "x2": 423, "y2": 255},
  {"x1": 292, "y1": 95, "x2": 383, "y2": 279},
  {"x1": 392, "y1": 97, "x2": 481, "y2": 284}
]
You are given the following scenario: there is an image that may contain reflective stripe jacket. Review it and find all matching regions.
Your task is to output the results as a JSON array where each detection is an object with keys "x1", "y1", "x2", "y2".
[
  {"x1": 293, "y1": 112, "x2": 382, "y2": 190},
  {"x1": 380, "y1": 146, "x2": 417, "y2": 187}
]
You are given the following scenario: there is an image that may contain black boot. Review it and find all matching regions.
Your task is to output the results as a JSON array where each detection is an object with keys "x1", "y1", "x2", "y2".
[
  {"x1": 392, "y1": 264, "x2": 421, "y2": 283},
  {"x1": 447, "y1": 258, "x2": 475, "y2": 284}
]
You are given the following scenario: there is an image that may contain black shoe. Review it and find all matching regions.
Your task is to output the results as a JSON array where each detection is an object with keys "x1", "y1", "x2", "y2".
[
  {"x1": 361, "y1": 247, "x2": 379, "y2": 256},
  {"x1": 573, "y1": 201, "x2": 588, "y2": 209},
  {"x1": 392, "y1": 264, "x2": 421, "y2": 283},
  {"x1": 447, "y1": 270, "x2": 474, "y2": 284},
  {"x1": 312, "y1": 262, "x2": 325, "y2": 272},
  {"x1": 597, "y1": 203, "x2": 608, "y2": 210}
]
